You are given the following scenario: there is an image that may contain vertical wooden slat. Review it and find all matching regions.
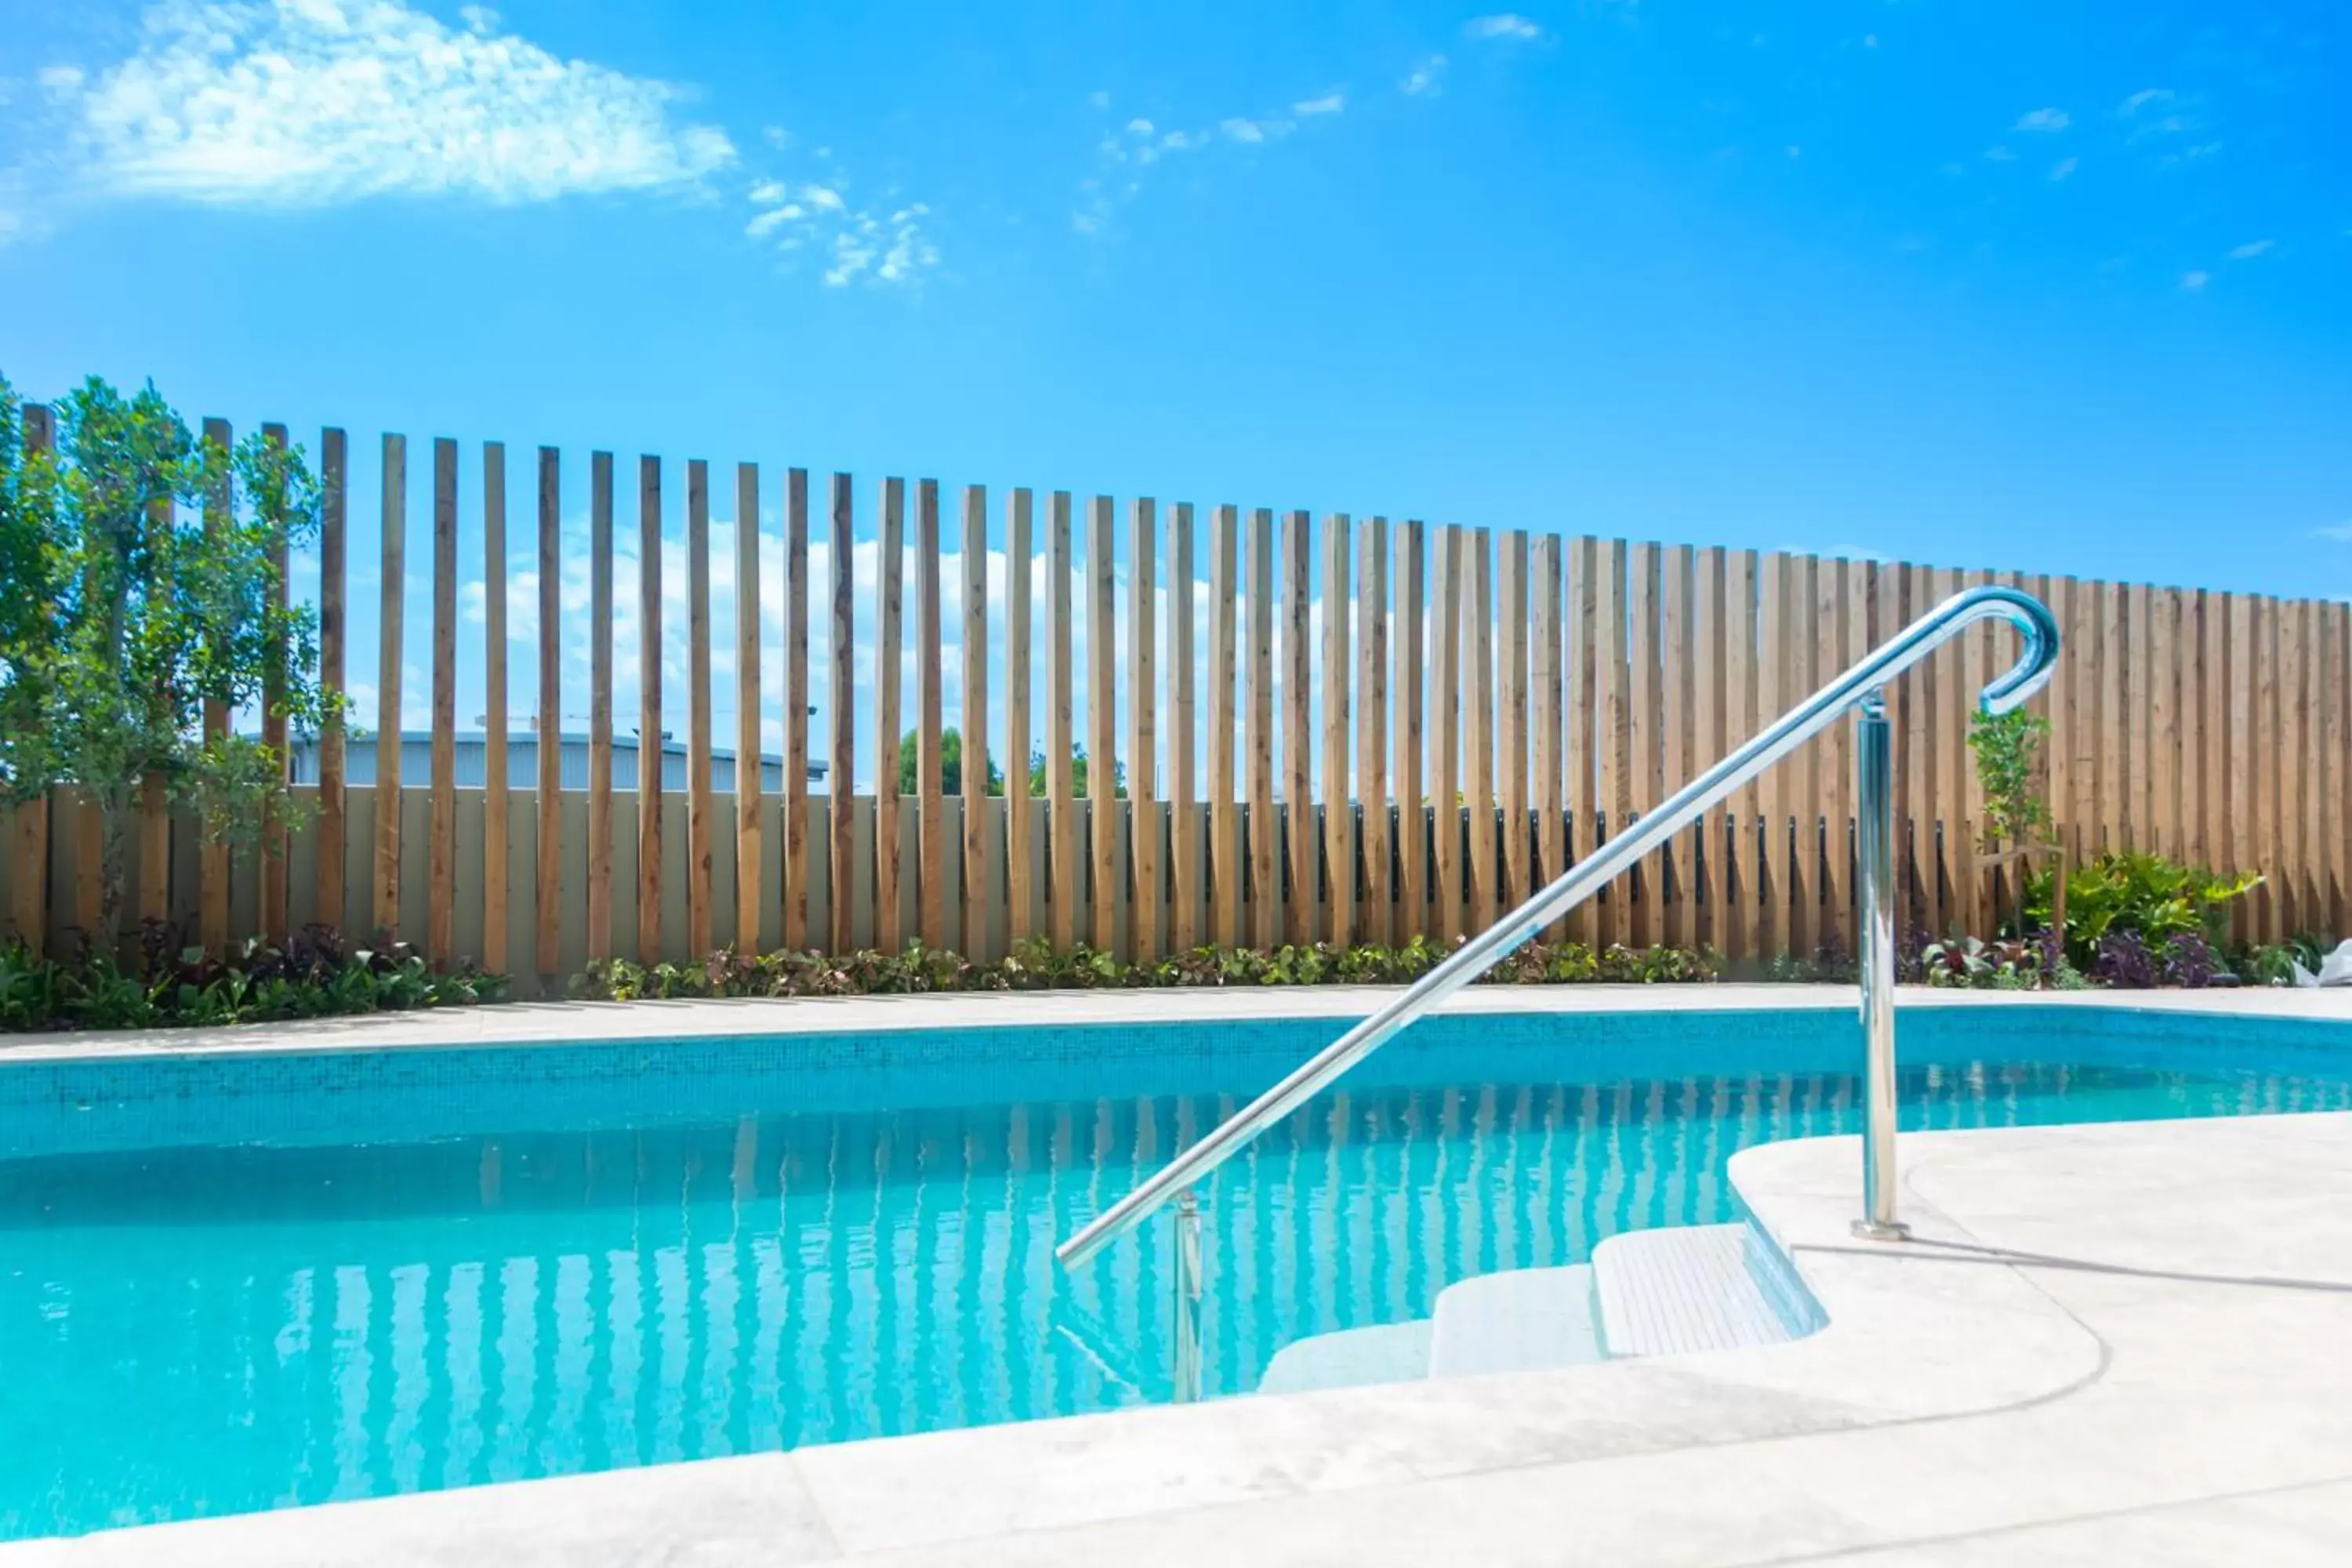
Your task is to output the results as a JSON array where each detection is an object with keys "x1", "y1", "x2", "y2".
[
  {"x1": 1006, "y1": 488, "x2": 1036, "y2": 949},
  {"x1": 1359, "y1": 517, "x2": 1390, "y2": 946},
  {"x1": 686, "y1": 460, "x2": 714, "y2": 956},
  {"x1": 1466, "y1": 530, "x2": 1497, "y2": 935},
  {"x1": 1956, "y1": 568, "x2": 1988, "y2": 938},
  {"x1": 1903, "y1": 563, "x2": 1936, "y2": 937},
  {"x1": 1431, "y1": 526, "x2": 1462, "y2": 946},
  {"x1": 2150, "y1": 586, "x2": 2180, "y2": 866},
  {"x1": 195, "y1": 417, "x2": 235, "y2": 953},
  {"x1": 583, "y1": 452, "x2": 612, "y2": 964},
  {"x1": 1627, "y1": 543, "x2": 1662, "y2": 949},
  {"x1": 1697, "y1": 546, "x2": 1727, "y2": 955},
  {"x1": 1281, "y1": 509, "x2": 1313, "y2": 947},
  {"x1": 1755, "y1": 555, "x2": 1787, "y2": 958},
  {"x1": 2278, "y1": 600, "x2": 2307, "y2": 936},
  {"x1": 2327, "y1": 604, "x2": 2348, "y2": 936},
  {"x1": 635, "y1": 456, "x2": 663, "y2": 965},
  {"x1": 2127, "y1": 581, "x2": 2153, "y2": 849},
  {"x1": 2107, "y1": 583, "x2": 2145, "y2": 860},
  {"x1": 1321, "y1": 513, "x2": 1353, "y2": 947},
  {"x1": 2227, "y1": 592, "x2": 2255, "y2": 888},
  {"x1": 1127, "y1": 498, "x2": 1159, "y2": 960},
  {"x1": 1047, "y1": 492, "x2": 1076, "y2": 949},
  {"x1": 316, "y1": 428, "x2": 349, "y2": 935},
  {"x1": 1531, "y1": 536, "x2": 1562, "y2": 938},
  {"x1": 2204, "y1": 588, "x2": 2229, "y2": 884},
  {"x1": 1595, "y1": 539, "x2": 1628, "y2": 950},
  {"x1": 1660, "y1": 543, "x2": 1691, "y2": 950},
  {"x1": 963, "y1": 485, "x2": 993, "y2": 960},
  {"x1": 2253, "y1": 594, "x2": 2280, "y2": 942},
  {"x1": 1207, "y1": 503, "x2": 1238, "y2": 948},
  {"x1": 534, "y1": 448, "x2": 562, "y2": 976},
  {"x1": 1166, "y1": 503, "x2": 1196, "y2": 951},
  {"x1": 2178, "y1": 588, "x2": 2205, "y2": 869},
  {"x1": 1818, "y1": 558, "x2": 1853, "y2": 956},
  {"x1": 1570, "y1": 537, "x2": 1602, "y2": 947},
  {"x1": 874, "y1": 478, "x2": 906, "y2": 952},
  {"x1": 254, "y1": 423, "x2": 292, "y2": 945},
  {"x1": 1933, "y1": 565, "x2": 1966, "y2": 936},
  {"x1": 1787, "y1": 555, "x2": 1820, "y2": 959},
  {"x1": 368, "y1": 430, "x2": 403, "y2": 943},
  {"x1": 480, "y1": 441, "x2": 513, "y2": 973},
  {"x1": 2056, "y1": 577, "x2": 2089, "y2": 868},
  {"x1": 427, "y1": 436, "x2": 459, "y2": 965},
  {"x1": 736, "y1": 463, "x2": 769, "y2": 952},
  {"x1": 782, "y1": 469, "x2": 811, "y2": 951},
  {"x1": 1087, "y1": 496, "x2": 1120, "y2": 953},
  {"x1": 139, "y1": 534, "x2": 170, "y2": 927},
  {"x1": 1726, "y1": 550, "x2": 1759, "y2": 962},
  {"x1": 1392, "y1": 521, "x2": 1427, "y2": 944},
  {"x1": 1497, "y1": 531, "x2": 1530, "y2": 916},
  {"x1": 1247, "y1": 507, "x2": 1277, "y2": 949}
]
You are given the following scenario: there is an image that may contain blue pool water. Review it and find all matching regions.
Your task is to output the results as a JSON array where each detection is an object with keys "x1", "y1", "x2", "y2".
[{"x1": 2, "y1": 1004, "x2": 2349, "y2": 1538}]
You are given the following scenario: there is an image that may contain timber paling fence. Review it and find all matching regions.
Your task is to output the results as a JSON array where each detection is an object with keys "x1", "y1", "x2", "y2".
[{"x1": 4, "y1": 410, "x2": 2347, "y2": 996}]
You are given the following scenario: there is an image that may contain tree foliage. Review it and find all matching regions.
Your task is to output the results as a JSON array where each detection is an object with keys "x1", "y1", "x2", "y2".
[
  {"x1": 895, "y1": 731, "x2": 1127, "y2": 798},
  {"x1": 0, "y1": 375, "x2": 334, "y2": 935}
]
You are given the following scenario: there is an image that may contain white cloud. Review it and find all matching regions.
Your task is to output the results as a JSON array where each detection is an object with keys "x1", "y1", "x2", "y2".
[
  {"x1": 1221, "y1": 116, "x2": 1295, "y2": 144},
  {"x1": 1465, "y1": 14, "x2": 1543, "y2": 42},
  {"x1": 2049, "y1": 156, "x2": 2078, "y2": 181},
  {"x1": 743, "y1": 169, "x2": 938, "y2": 289},
  {"x1": 1400, "y1": 56, "x2": 1447, "y2": 96},
  {"x1": 31, "y1": 0, "x2": 735, "y2": 210},
  {"x1": 1984, "y1": 145, "x2": 2016, "y2": 163},
  {"x1": 2181, "y1": 270, "x2": 2209, "y2": 292},
  {"x1": 2313, "y1": 521, "x2": 2352, "y2": 543},
  {"x1": 2118, "y1": 88, "x2": 2176, "y2": 114},
  {"x1": 2227, "y1": 238, "x2": 2273, "y2": 260},
  {"x1": 2013, "y1": 107, "x2": 2071, "y2": 132},
  {"x1": 1294, "y1": 93, "x2": 1345, "y2": 116}
]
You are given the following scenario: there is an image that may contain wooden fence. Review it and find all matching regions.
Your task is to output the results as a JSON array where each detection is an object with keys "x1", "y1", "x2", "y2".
[{"x1": 5, "y1": 412, "x2": 2348, "y2": 993}]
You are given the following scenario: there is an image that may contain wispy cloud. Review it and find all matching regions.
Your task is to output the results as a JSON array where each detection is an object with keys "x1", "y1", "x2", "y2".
[
  {"x1": 1465, "y1": 14, "x2": 1544, "y2": 43},
  {"x1": 2313, "y1": 521, "x2": 2352, "y2": 544},
  {"x1": 742, "y1": 158, "x2": 939, "y2": 288},
  {"x1": 2115, "y1": 86, "x2": 2220, "y2": 165},
  {"x1": 2181, "y1": 270, "x2": 2210, "y2": 292},
  {"x1": 2227, "y1": 238, "x2": 2274, "y2": 260},
  {"x1": 1073, "y1": 89, "x2": 1333, "y2": 237},
  {"x1": 1294, "y1": 93, "x2": 1346, "y2": 117},
  {"x1": 21, "y1": 0, "x2": 734, "y2": 218},
  {"x1": 2013, "y1": 107, "x2": 2071, "y2": 132},
  {"x1": 2049, "y1": 156, "x2": 2078, "y2": 181},
  {"x1": 1400, "y1": 56, "x2": 1447, "y2": 96},
  {"x1": 1221, "y1": 115, "x2": 1296, "y2": 145}
]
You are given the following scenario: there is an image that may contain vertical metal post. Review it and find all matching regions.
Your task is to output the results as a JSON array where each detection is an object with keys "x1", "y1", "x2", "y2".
[
  {"x1": 1172, "y1": 1189, "x2": 1204, "y2": 1401},
  {"x1": 1852, "y1": 691, "x2": 1908, "y2": 1240}
]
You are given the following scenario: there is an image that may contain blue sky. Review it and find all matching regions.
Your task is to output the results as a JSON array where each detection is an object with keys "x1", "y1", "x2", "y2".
[{"x1": 2, "y1": 0, "x2": 2347, "y2": 782}]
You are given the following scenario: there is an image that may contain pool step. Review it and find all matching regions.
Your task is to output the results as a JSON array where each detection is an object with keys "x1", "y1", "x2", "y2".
[
  {"x1": 1592, "y1": 1222, "x2": 1801, "y2": 1357},
  {"x1": 1254, "y1": 1222, "x2": 1813, "y2": 1396},
  {"x1": 1256, "y1": 1319, "x2": 1436, "y2": 1396},
  {"x1": 1427, "y1": 1265, "x2": 1605, "y2": 1377}
]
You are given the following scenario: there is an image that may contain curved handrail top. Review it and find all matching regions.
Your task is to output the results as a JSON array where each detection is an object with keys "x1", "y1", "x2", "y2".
[{"x1": 1055, "y1": 583, "x2": 2058, "y2": 1270}]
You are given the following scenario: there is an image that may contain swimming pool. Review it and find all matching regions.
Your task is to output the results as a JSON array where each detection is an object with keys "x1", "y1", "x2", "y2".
[{"x1": 3, "y1": 1001, "x2": 2349, "y2": 1539}]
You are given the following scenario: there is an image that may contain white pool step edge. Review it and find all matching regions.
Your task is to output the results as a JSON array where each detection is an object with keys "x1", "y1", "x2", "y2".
[{"x1": 1254, "y1": 1220, "x2": 1820, "y2": 1395}]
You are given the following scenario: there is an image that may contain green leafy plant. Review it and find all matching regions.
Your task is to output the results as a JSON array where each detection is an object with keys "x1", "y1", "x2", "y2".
[
  {"x1": 2024, "y1": 852, "x2": 2261, "y2": 971},
  {"x1": 572, "y1": 937, "x2": 1723, "y2": 1003},
  {"x1": 0, "y1": 376, "x2": 337, "y2": 942},
  {"x1": 1966, "y1": 709, "x2": 2054, "y2": 855},
  {"x1": 0, "y1": 925, "x2": 506, "y2": 1033}
]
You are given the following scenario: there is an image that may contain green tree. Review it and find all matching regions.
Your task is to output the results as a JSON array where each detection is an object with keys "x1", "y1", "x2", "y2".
[
  {"x1": 1025, "y1": 744, "x2": 1125, "y2": 799},
  {"x1": 898, "y1": 728, "x2": 1006, "y2": 797},
  {"x1": 0, "y1": 376, "x2": 333, "y2": 941}
]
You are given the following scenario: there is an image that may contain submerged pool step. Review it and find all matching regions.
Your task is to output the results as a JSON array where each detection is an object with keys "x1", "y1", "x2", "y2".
[
  {"x1": 1254, "y1": 1222, "x2": 1806, "y2": 1396},
  {"x1": 1256, "y1": 1319, "x2": 1436, "y2": 1396},
  {"x1": 1426, "y1": 1265, "x2": 1605, "y2": 1378},
  {"x1": 1591, "y1": 1222, "x2": 1798, "y2": 1357}
]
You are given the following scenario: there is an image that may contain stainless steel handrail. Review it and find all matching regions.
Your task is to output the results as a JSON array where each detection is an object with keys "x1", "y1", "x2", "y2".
[{"x1": 1058, "y1": 584, "x2": 2060, "y2": 1273}]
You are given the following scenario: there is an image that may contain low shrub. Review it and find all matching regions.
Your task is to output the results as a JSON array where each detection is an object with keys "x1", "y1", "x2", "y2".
[
  {"x1": 0, "y1": 924, "x2": 507, "y2": 1033},
  {"x1": 570, "y1": 936, "x2": 1726, "y2": 1002},
  {"x1": 2024, "y1": 852, "x2": 2260, "y2": 970}
]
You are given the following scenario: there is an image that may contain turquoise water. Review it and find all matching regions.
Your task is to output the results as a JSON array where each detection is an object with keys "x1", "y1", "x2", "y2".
[{"x1": 2, "y1": 1005, "x2": 2349, "y2": 1538}]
